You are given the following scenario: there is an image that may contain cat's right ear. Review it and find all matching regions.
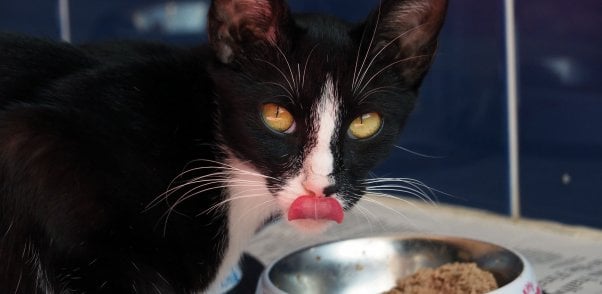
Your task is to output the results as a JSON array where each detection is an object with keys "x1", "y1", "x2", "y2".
[
  {"x1": 207, "y1": 0, "x2": 292, "y2": 63},
  {"x1": 357, "y1": 0, "x2": 448, "y2": 88}
]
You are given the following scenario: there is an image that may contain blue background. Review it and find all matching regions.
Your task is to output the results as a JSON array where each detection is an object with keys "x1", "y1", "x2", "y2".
[{"x1": 1, "y1": 0, "x2": 601, "y2": 229}]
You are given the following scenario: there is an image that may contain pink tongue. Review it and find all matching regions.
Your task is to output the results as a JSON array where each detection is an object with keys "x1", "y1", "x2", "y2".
[{"x1": 288, "y1": 195, "x2": 344, "y2": 224}]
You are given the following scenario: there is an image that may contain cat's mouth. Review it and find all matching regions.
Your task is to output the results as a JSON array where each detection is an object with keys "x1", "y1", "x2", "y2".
[{"x1": 287, "y1": 195, "x2": 344, "y2": 224}]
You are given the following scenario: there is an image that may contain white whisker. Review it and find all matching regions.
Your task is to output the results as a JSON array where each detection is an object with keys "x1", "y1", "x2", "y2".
[
  {"x1": 364, "y1": 177, "x2": 455, "y2": 199},
  {"x1": 348, "y1": 194, "x2": 382, "y2": 232},
  {"x1": 354, "y1": 204, "x2": 377, "y2": 232},
  {"x1": 302, "y1": 43, "x2": 319, "y2": 90},
  {"x1": 393, "y1": 145, "x2": 444, "y2": 159},
  {"x1": 359, "y1": 195, "x2": 419, "y2": 228},
  {"x1": 367, "y1": 185, "x2": 436, "y2": 205},
  {"x1": 146, "y1": 171, "x2": 229, "y2": 210},
  {"x1": 274, "y1": 45, "x2": 298, "y2": 96},
  {"x1": 194, "y1": 159, "x2": 283, "y2": 182},
  {"x1": 201, "y1": 192, "x2": 272, "y2": 216},
  {"x1": 253, "y1": 58, "x2": 295, "y2": 94},
  {"x1": 172, "y1": 180, "x2": 268, "y2": 210},
  {"x1": 353, "y1": 3, "x2": 382, "y2": 90},
  {"x1": 357, "y1": 86, "x2": 400, "y2": 104},
  {"x1": 234, "y1": 199, "x2": 277, "y2": 225},
  {"x1": 356, "y1": 54, "x2": 432, "y2": 95},
  {"x1": 354, "y1": 22, "x2": 432, "y2": 94},
  {"x1": 261, "y1": 82, "x2": 296, "y2": 104},
  {"x1": 297, "y1": 63, "x2": 301, "y2": 94}
]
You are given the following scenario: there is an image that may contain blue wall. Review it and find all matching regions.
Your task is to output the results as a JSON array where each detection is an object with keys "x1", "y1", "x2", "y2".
[
  {"x1": 517, "y1": 0, "x2": 602, "y2": 227},
  {"x1": 1, "y1": 0, "x2": 601, "y2": 229}
]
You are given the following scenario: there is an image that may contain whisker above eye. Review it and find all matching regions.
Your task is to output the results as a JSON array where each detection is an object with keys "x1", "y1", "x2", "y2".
[
  {"x1": 356, "y1": 54, "x2": 433, "y2": 95},
  {"x1": 302, "y1": 43, "x2": 319, "y2": 90},
  {"x1": 356, "y1": 86, "x2": 400, "y2": 104},
  {"x1": 274, "y1": 45, "x2": 299, "y2": 96},
  {"x1": 253, "y1": 58, "x2": 295, "y2": 94},
  {"x1": 261, "y1": 82, "x2": 296, "y2": 104},
  {"x1": 296, "y1": 63, "x2": 301, "y2": 95},
  {"x1": 353, "y1": 21, "x2": 433, "y2": 94},
  {"x1": 353, "y1": 2, "x2": 382, "y2": 91}
]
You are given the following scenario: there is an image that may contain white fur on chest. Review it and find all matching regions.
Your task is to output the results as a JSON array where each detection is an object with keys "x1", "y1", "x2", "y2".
[{"x1": 203, "y1": 157, "x2": 277, "y2": 293}]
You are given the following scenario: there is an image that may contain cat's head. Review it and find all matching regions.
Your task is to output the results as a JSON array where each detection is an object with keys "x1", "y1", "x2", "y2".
[{"x1": 207, "y1": 0, "x2": 447, "y2": 232}]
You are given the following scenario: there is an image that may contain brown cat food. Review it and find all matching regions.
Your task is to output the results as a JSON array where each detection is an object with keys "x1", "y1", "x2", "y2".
[{"x1": 385, "y1": 262, "x2": 499, "y2": 294}]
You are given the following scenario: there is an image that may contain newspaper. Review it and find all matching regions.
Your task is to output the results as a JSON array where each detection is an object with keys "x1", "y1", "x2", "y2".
[{"x1": 247, "y1": 196, "x2": 602, "y2": 294}]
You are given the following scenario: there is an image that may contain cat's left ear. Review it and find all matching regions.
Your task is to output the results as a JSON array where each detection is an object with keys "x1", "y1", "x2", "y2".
[
  {"x1": 207, "y1": 0, "x2": 292, "y2": 63},
  {"x1": 358, "y1": 0, "x2": 448, "y2": 87}
]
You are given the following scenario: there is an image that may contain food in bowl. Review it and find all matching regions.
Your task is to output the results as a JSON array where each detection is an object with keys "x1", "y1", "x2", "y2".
[{"x1": 385, "y1": 262, "x2": 498, "y2": 294}]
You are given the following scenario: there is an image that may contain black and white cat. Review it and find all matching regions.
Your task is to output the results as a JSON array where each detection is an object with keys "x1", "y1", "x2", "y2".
[{"x1": 0, "y1": 0, "x2": 446, "y2": 292}]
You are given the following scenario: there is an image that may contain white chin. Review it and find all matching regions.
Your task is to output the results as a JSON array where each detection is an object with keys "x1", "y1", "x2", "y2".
[{"x1": 287, "y1": 219, "x2": 335, "y2": 234}]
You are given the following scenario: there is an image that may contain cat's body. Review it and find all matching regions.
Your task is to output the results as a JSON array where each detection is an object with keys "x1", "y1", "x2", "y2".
[{"x1": 0, "y1": 0, "x2": 446, "y2": 293}]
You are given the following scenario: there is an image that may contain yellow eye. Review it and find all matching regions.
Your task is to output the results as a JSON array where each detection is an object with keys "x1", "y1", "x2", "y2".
[
  {"x1": 348, "y1": 112, "x2": 382, "y2": 139},
  {"x1": 261, "y1": 103, "x2": 296, "y2": 133}
]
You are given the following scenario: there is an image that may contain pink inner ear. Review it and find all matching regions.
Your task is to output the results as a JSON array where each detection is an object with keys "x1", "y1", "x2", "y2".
[
  {"x1": 233, "y1": 0, "x2": 279, "y2": 44},
  {"x1": 288, "y1": 195, "x2": 344, "y2": 224}
]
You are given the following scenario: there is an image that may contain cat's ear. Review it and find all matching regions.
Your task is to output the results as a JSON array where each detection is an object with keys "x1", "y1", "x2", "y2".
[
  {"x1": 207, "y1": 0, "x2": 292, "y2": 63},
  {"x1": 358, "y1": 0, "x2": 447, "y2": 87}
]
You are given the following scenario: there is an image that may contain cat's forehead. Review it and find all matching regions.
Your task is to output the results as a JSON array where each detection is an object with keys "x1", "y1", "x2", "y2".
[
  {"x1": 294, "y1": 14, "x2": 355, "y2": 48},
  {"x1": 251, "y1": 44, "x2": 396, "y2": 110},
  {"x1": 288, "y1": 15, "x2": 358, "y2": 65}
]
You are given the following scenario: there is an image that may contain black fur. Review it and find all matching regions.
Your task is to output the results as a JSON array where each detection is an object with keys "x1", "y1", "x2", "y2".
[{"x1": 0, "y1": 0, "x2": 446, "y2": 293}]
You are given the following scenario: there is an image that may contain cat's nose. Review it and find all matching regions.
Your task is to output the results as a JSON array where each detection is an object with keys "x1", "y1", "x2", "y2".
[
  {"x1": 322, "y1": 185, "x2": 338, "y2": 197},
  {"x1": 302, "y1": 175, "x2": 337, "y2": 197}
]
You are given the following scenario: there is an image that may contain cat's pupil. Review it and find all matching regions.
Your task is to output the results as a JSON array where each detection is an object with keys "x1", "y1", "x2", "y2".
[
  {"x1": 348, "y1": 112, "x2": 382, "y2": 139},
  {"x1": 261, "y1": 103, "x2": 295, "y2": 133},
  {"x1": 275, "y1": 106, "x2": 281, "y2": 118}
]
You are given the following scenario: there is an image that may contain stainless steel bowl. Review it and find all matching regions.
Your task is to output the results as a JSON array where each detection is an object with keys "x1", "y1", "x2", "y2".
[{"x1": 256, "y1": 235, "x2": 539, "y2": 294}]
